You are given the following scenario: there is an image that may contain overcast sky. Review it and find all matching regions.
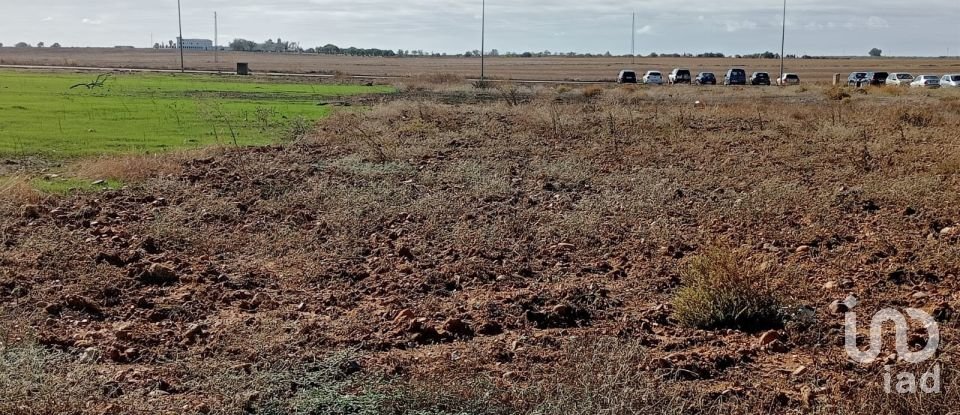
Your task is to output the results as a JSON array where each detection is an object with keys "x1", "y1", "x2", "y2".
[{"x1": 1, "y1": 1, "x2": 958, "y2": 56}]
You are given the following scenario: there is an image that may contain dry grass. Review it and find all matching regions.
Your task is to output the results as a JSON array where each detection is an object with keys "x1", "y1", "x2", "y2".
[
  {"x1": 68, "y1": 152, "x2": 186, "y2": 182},
  {"x1": 0, "y1": 176, "x2": 45, "y2": 205}
]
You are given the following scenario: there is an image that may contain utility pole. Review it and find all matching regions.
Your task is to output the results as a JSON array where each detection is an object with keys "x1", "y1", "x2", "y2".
[
  {"x1": 480, "y1": 0, "x2": 486, "y2": 81},
  {"x1": 631, "y1": 12, "x2": 636, "y2": 64},
  {"x1": 178, "y1": 0, "x2": 185, "y2": 72},
  {"x1": 779, "y1": 0, "x2": 787, "y2": 85},
  {"x1": 214, "y1": 11, "x2": 219, "y2": 64}
]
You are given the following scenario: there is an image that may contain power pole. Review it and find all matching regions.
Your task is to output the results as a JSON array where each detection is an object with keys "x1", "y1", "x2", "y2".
[
  {"x1": 178, "y1": 0, "x2": 185, "y2": 72},
  {"x1": 480, "y1": 0, "x2": 486, "y2": 81},
  {"x1": 779, "y1": 0, "x2": 787, "y2": 85},
  {"x1": 214, "y1": 11, "x2": 219, "y2": 64},
  {"x1": 631, "y1": 12, "x2": 636, "y2": 64}
]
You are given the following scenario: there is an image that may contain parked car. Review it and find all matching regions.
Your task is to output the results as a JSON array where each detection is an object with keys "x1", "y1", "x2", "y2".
[
  {"x1": 750, "y1": 72, "x2": 771, "y2": 86},
  {"x1": 668, "y1": 68, "x2": 692, "y2": 84},
  {"x1": 886, "y1": 73, "x2": 914, "y2": 86},
  {"x1": 695, "y1": 72, "x2": 717, "y2": 85},
  {"x1": 723, "y1": 68, "x2": 747, "y2": 85},
  {"x1": 776, "y1": 73, "x2": 801, "y2": 86},
  {"x1": 617, "y1": 70, "x2": 638, "y2": 84},
  {"x1": 642, "y1": 71, "x2": 663, "y2": 85},
  {"x1": 847, "y1": 72, "x2": 869, "y2": 87},
  {"x1": 941, "y1": 74, "x2": 960, "y2": 87},
  {"x1": 863, "y1": 72, "x2": 889, "y2": 86},
  {"x1": 911, "y1": 75, "x2": 941, "y2": 88}
]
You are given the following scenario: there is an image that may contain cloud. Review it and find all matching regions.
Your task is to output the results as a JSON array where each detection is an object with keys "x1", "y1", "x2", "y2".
[
  {"x1": 723, "y1": 20, "x2": 758, "y2": 32},
  {"x1": 636, "y1": 25, "x2": 653, "y2": 35},
  {"x1": 42, "y1": 17, "x2": 54, "y2": 22},
  {"x1": 81, "y1": 18, "x2": 102, "y2": 25},
  {"x1": 866, "y1": 16, "x2": 889, "y2": 28}
]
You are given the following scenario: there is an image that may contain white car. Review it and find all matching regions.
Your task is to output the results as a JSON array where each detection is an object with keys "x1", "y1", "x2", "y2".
[
  {"x1": 886, "y1": 73, "x2": 914, "y2": 86},
  {"x1": 941, "y1": 74, "x2": 960, "y2": 87},
  {"x1": 776, "y1": 73, "x2": 801, "y2": 86},
  {"x1": 911, "y1": 75, "x2": 941, "y2": 88},
  {"x1": 642, "y1": 71, "x2": 663, "y2": 85}
]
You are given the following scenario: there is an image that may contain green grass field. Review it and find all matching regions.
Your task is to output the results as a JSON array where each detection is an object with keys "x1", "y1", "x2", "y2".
[{"x1": 0, "y1": 70, "x2": 393, "y2": 158}]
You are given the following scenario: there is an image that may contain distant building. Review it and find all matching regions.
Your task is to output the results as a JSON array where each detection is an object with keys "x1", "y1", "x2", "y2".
[{"x1": 177, "y1": 38, "x2": 214, "y2": 50}]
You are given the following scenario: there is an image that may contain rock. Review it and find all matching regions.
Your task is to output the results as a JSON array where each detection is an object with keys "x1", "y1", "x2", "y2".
[
  {"x1": 792, "y1": 365, "x2": 808, "y2": 377},
  {"x1": 767, "y1": 339, "x2": 790, "y2": 353},
  {"x1": 828, "y1": 300, "x2": 849, "y2": 314},
  {"x1": 758, "y1": 330, "x2": 781, "y2": 347},
  {"x1": 138, "y1": 263, "x2": 179, "y2": 285},
  {"x1": 394, "y1": 309, "x2": 416, "y2": 324},
  {"x1": 555, "y1": 243, "x2": 576, "y2": 251},
  {"x1": 928, "y1": 302, "x2": 954, "y2": 322},
  {"x1": 476, "y1": 321, "x2": 503, "y2": 336},
  {"x1": 442, "y1": 318, "x2": 474, "y2": 338},
  {"x1": 20, "y1": 204, "x2": 42, "y2": 219},
  {"x1": 64, "y1": 295, "x2": 103, "y2": 316},
  {"x1": 940, "y1": 227, "x2": 958, "y2": 237},
  {"x1": 822, "y1": 281, "x2": 838, "y2": 290},
  {"x1": 912, "y1": 291, "x2": 930, "y2": 299},
  {"x1": 796, "y1": 245, "x2": 811, "y2": 254},
  {"x1": 92, "y1": 179, "x2": 107, "y2": 186},
  {"x1": 95, "y1": 251, "x2": 126, "y2": 267},
  {"x1": 182, "y1": 323, "x2": 206, "y2": 344}
]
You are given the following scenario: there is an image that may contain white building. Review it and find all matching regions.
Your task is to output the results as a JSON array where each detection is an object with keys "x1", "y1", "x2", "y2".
[{"x1": 178, "y1": 38, "x2": 214, "y2": 50}]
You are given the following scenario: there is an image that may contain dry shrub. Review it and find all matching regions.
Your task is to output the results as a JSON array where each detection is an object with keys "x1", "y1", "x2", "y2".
[
  {"x1": 673, "y1": 247, "x2": 783, "y2": 331},
  {"x1": 70, "y1": 153, "x2": 184, "y2": 182},
  {"x1": 582, "y1": 86, "x2": 605, "y2": 98},
  {"x1": 897, "y1": 107, "x2": 936, "y2": 128},
  {"x1": 0, "y1": 176, "x2": 44, "y2": 205},
  {"x1": 824, "y1": 85, "x2": 851, "y2": 101}
]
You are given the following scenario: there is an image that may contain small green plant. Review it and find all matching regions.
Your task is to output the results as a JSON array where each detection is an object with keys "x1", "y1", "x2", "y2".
[{"x1": 673, "y1": 247, "x2": 783, "y2": 331}]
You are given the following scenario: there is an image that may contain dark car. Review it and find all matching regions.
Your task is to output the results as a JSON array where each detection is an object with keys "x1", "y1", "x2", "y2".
[
  {"x1": 750, "y1": 72, "x2": 771, "y2": 86},
  {"x1": 695, "y1": 72, "x2": 717, "y2": 85},
  {"x1": 847, "y1": 72, "x2": 868, "y2": 87},
  {"x1": 723, "y1": 68, "x2": 747, "y2": 85},
  {"x1": 617, "y1": 70, "x2": 638, "y2": 84},
  {"x1": 864, "y1": 72, "x2": 889, "y2": 86}
]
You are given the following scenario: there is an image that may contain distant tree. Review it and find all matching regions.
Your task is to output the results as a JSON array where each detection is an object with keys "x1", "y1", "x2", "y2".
[
  {"x1": 0, "y1": 43, "x2": 3, "y2": 48},
  {"x1": 488, "y1": 49, "x2": 499, "y2": 57},
  {"x1": 228, "y1": 38, "x2": 257, "y2": 52},
  {"x1": 50, "y1": 43, "x2": 61, "y2": 48},
  {"x1": 15, "y1": 42, "x2": 31, "y2": 48},
  {"x1": 168, "y1": 40, "x2": 174, "y2": 48},
  {"x1": 37, "y1": 42, "x2": 45, "y2": 47},
  {"x1": 648, "y1": 52, "x2": 659, "y2": 57},
  {"x1": 153, "y1": 43, "x2": 161, "y2": 49},
  {"x1": 868, "y1": 48, "x2": 882, "y2": 57}
]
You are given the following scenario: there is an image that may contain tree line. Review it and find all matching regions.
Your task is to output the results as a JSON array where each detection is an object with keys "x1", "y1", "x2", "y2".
[{"x1": 5, "y1": 42, "x2": 62, "y2": 48}]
